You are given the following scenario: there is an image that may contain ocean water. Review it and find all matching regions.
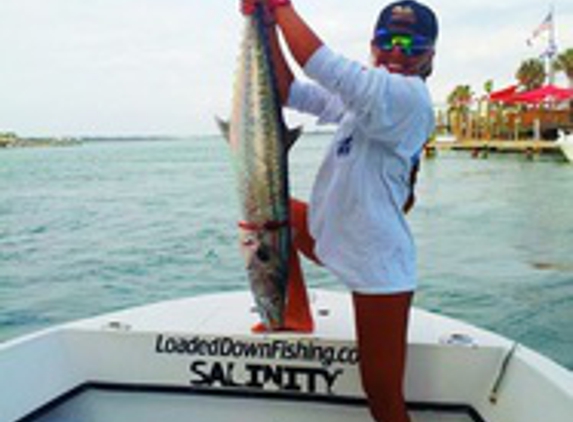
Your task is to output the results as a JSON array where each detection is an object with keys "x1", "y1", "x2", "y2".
[{"x1": 1, "y1": 135, "x2": 572, "y2": 370}]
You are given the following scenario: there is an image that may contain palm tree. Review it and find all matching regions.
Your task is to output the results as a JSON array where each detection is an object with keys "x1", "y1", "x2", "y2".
[
  {"x1": 516, "y1": 58, "x2": 546, "y2": 91},
  {"x1": 482, "y1": 80, "x2": 494, "y2": 138},
  {"x1": 447, "y1": 85, "x2": 473, "y2": 138},
  {"x1": 483, "y1": 80, "x2": 494, "y2": 95},
  {"x1": 553, "y1": 48, "x2": 573, "y2": 87},
  {"x1": 553, "y1": 48, "x2": 573, "y2": 121}
]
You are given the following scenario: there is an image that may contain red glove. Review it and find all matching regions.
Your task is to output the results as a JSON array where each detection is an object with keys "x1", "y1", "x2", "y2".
[
  {"x1": 268, "y1": 0, "x2": 291, "y2": 11},
  {"x1": 241, "y1": 0, "x2": 291, "y2": 16},
  {"x1": 241, "y1": 0, "x2": 259, "y2": 16}
]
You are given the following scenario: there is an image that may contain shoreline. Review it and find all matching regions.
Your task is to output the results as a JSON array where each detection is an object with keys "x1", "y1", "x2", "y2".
[{"x1": 0, "y1": 135, "x2": 81, "y2": 149}]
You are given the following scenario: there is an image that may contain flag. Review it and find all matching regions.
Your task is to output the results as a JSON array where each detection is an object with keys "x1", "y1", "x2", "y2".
[
  {"x1": 539, "y1": 40, "x2": 558, "y2": 59},
  {"x1": 526, "y1": 12, "x2": 553, "y2": 46}
]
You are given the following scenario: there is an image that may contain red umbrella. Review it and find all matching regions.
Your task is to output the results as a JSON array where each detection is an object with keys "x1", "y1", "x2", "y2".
[
  {"x1": 489, "y1": 85, "x2": 518, "y2": 102},
  {"x1": 509, "y1": 85, "x2": 573, "y2": 104}
]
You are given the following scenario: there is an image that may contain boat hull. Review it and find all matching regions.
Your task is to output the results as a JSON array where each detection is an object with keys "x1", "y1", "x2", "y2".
[
  {"x1": 557, "y1": 132, "x2": 573, "y2": 162},
  {"x1": 1, "y1": 290, "x2": 571, "y2": 422}
]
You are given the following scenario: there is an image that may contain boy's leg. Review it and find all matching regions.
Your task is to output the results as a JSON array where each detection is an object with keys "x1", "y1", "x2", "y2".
[{"x1": 352, "y1": 292, "x2": 413, "y2": 422}]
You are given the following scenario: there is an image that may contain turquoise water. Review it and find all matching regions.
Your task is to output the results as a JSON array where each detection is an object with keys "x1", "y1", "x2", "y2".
[{"x1": 1, "y1": 135, "x2": 572, "y2": 370}]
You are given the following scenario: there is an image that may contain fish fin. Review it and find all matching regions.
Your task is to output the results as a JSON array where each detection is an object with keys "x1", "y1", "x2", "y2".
[
  {"x1": 285, "y1": 126, "x2": 303, "y2": 151},
  {"x1": 215, "y1": 116, "x2": 231, "y2": 143}
]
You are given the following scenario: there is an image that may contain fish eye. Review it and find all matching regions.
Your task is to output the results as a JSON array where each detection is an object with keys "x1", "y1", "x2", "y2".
[{"x1": 256, "y1": 245, "x2": 271, "y2": 262}]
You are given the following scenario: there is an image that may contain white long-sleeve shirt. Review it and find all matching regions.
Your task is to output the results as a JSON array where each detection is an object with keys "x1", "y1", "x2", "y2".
[{"x1": 287, "y1": 46, "x2": 434, "y2": 294}]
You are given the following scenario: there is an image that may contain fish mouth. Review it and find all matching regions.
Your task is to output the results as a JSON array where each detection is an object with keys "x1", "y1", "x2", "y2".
[{"x1": 256, "y1": 294, "x2": 284, "y2": 329}]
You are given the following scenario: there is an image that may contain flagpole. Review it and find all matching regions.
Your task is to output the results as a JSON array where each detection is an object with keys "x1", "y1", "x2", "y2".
[
  {"x1": 548, "y1": 4, "x2": 556, "y2": 84},
  {"x1": 526, "y1": 7, "x2": 558, "y2": 84}
]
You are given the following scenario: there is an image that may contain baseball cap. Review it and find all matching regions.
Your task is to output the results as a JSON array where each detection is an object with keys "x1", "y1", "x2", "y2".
[{"x1": 374, "y1": 1, "x2": 438, "y2": 42}]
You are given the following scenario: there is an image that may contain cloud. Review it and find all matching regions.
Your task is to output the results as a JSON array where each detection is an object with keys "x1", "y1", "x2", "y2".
[{"x1": 0, "y1": 1, "x2": 572, "y2": 136}]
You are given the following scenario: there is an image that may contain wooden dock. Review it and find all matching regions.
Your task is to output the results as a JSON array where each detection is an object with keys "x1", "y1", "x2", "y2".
[{"x1": 427, "y1": 139, "x2": 562, "y2": 158}]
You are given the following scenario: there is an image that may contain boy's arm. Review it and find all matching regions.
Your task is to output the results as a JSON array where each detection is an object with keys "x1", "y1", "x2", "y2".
[{"x1": 273, "y1": 3, "x2": 324, "y2": 68}]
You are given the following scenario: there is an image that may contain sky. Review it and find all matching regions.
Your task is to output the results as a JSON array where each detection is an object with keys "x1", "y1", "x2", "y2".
[{"x1": 1, "y1": 0, "x2": 572, "y2": 137}]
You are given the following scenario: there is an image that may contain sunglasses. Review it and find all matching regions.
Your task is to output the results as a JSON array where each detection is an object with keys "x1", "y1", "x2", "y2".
[{"x1": 374, "y1": 29, "x2": 432, "y2": 57}]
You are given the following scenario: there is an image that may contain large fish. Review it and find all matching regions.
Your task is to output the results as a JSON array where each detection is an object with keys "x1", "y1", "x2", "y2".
[{"x1": 218, "y1": 4, "x2": 300, "y2": 330}]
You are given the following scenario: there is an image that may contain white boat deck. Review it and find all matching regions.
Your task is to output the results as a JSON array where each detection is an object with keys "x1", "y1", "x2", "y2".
[
  {"x1": 2, "y1": 289, "x2": 572, "y2": 422},
  {"x1": 31, "y1": 389, "x2": 476, "y2": 422}
]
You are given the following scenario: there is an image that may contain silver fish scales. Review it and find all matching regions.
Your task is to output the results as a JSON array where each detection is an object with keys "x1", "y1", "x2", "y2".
[{"x1": 219, "y1": 5, "x2": 300, "y2": 329}]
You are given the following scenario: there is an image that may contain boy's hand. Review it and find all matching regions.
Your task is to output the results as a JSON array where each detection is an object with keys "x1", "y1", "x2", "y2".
[
  {"x1": 241, "y1": 0, "x2": 260, "y2": 16},
  {"x1": 268, "y1": 0, "x2": 291, "y2": 11}
]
